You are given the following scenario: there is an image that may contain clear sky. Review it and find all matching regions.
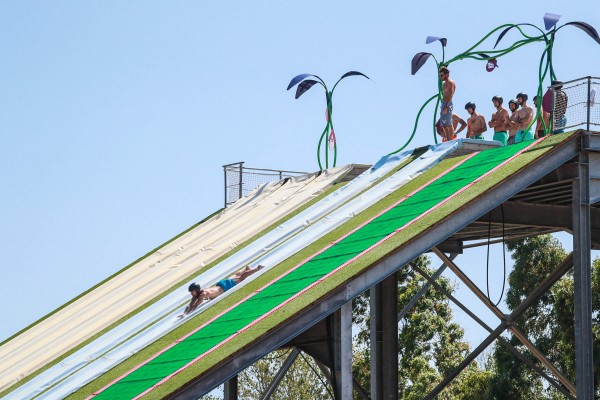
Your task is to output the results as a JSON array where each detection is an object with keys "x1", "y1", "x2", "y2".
[{"x1": 1, "y1": 1, "x2": 599, "y2": 351}]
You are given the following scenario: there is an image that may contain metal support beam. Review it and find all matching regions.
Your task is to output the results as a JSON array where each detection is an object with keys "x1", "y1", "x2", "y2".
[
  {"x1": 224, "y1": 376, "x2": 238, "y2": 400},
  {"x1": 369, "y1": 286, "x2": 382, "y2": 400},
  {"x1": 586, "y1": 132, "x2": 600, "y2": 151},
  {"x1": 381, "y1": 274, "x2": 398, "y2": 400},
  {"x1": 313, "y1": 358, "x2": 371, "y2": 400},
  {"x1": 260, "y1": 348, "x2": 300, "y2": 400},
  {"x1": 433, "y1": 248, "x2": 576, "y2": 394},
  {"x1": 332, "y1": 304, "x2": 353, "y2": 400},
  {"x1": 480, "y1": 202, "x2": 600, "y2": 231},
  {"x1": 411, "y1": 263, "x2": 575, "y2": 399},
  {"x1": 371, "y1": 274, "x2": 398, "y2": 400},
  {"x1": 398, "y1": 255, "x2": 456, "y2": 322},
  {"x1": 423, "y1": 322, "x2": 507, "y2": 400},
  {"x1": 340, "y1": 302, "x2": 353, "y2": 400},
  {"x1": 573, "y1": 149, "x2": 595, "y2": 400},
  {"x1": 424, "y1": 251, "x2": 576, "y2": 399}
]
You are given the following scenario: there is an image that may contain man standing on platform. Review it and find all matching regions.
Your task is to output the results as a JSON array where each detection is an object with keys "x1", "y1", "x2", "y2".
[
  {"x1": 488, "y1": 96, "x2": 510, "y2": 146},
  {"x1": 507, "y1": 100, "x2": 519, "y2": 145},
  {"x1": 439, "y1": 66, "x2": 456, "y2": 142},
  {"x1": 510, "y1": 92, "x2": 534, "y2": 143},
  {"x1": 465, "y1": 102, "x2": 487, "y2": 139}
]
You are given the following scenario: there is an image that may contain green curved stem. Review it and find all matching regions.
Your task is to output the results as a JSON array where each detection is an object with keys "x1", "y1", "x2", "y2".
[
  {"x1": 448, "y1": 23, "x2": 514, "y2": 61},
  {"x1": 333, "y1": 133, "x2": 337, "y2": 167},
  {"x1": 528, "y1": 44, "x2": 550, "y2": 133},
  {"x1": 325, "y1": 92, "x2": 333, "y2": 168},
  {"x1": 447, "y1": 37, "x2": 541, "y2": 65},
  {"x1": 317, "y1": 125, "x2": 327, "y2": 170},
  {"x1": 398, "y1": 20, "x2": 559, "y2": 155},
  {"x1": 389, "y1": 93, "x2": 438, "y2": 155}
]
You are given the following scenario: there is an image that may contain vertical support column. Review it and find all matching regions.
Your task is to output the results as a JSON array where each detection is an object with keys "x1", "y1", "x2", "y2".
[
  {"x1": 573, "y1": 147, "x2": 594, "y2": 400},
  {"x1": 238, "y1": 162, "x2": 244, "y2": 202},
  {"x1": 340, "y1": 302, "x2": 353, "y2": 400},
  {"x1": 382, "y1": 273, "x2": 398, "y2": 399},
  {"x1": 587, "y1": 77, "x2": 592, "y2": 132},
  {"x1": 333, "y1": 303, "x2": 353, "y2": 399},
  {"x1": 224, "y1": 375, "x2": 238, "y2": 400},
  {"x1": 224, "y1": 165, "x2": 228, "y2": 208},
  {"x1": 370, "y1": 274, "x2": 398, "y2": 400},
  {"x1": 370, "y1": 286, "x2": 383, "y2": 400}
]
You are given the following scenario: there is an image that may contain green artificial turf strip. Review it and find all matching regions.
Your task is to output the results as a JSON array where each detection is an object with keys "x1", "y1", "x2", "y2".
[{"x1": 89, "y1": 140, "x2": 543, "y2": 400}]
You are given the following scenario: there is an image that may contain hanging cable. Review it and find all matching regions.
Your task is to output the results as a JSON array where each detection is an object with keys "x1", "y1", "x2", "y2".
[
  {"x1": 298, "y1": 350, "x2": 336, "y2": 400},
  {"x1": 486, "y1": 203, "x2": 507, "y2": 306}
]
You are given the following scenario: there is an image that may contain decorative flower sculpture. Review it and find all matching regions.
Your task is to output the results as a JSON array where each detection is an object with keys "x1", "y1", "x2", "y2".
[
  {"x1": 287, "y1": 71, "x2": 369, "y2": 170},
  {"x1": 391, "y1": 13, "x2": 600, "y2": 154}
]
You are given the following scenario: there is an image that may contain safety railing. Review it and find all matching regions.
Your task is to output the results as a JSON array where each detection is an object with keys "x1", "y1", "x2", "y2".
[
  {"x1": 549, "y1": 76, "x2": 600, "y2": 133},
  {"x1": 223, "y1": 162, "x2": 307, "y2": 207}
]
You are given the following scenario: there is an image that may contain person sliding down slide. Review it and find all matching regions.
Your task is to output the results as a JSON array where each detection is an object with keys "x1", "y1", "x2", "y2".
[{"x1": 179, "y1": 265, "x2": 265, "y2": 318}]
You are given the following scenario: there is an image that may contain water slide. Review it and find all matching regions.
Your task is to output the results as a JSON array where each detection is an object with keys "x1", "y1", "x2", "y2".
[
  {"x1": 3, "y1": 136, "x2": 541, "y2": 399},
  {"x1": 84, "y1": 135, "x2": 571, "y2": 400},
  {"x1": 8, "y1": 141, "x2": 469, "y2": 400},
  {"x1": 0, "y1": 166, "x2": 357, "y2": 393}
]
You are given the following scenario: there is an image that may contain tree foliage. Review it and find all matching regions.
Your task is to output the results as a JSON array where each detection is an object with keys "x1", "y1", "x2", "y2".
[
  {"x1": 353, "y1": 255, "x2": 486, "y2": 399},
  {"x1": 238, "y1": 349, "x2": 332, "y2": 399}
]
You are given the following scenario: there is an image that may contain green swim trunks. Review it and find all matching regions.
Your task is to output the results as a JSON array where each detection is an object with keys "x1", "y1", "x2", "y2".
[
  {"x1": 515, "y1": 129, "x2": 534, "y2": 143},
  {"x1": 493, "y1": 131, "x2": 508, "y2": 146},
  {"x1": 470, "y1": 134, "x2": 485, "y2": 140}
]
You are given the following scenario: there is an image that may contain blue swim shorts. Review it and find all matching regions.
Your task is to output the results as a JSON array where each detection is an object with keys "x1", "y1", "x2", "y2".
[
  {"x1": 440, "y1": 101, "x2": 453, "y2": 127},
  {"x1": 515, "y1": 129, "x2": 534, "y2": 143},
  {"x1": 493, "y1": 131, "x2": 508, "y2": 146},
  {"x1": 216, "y1": 278, "x2": 236, "y2": 292}
]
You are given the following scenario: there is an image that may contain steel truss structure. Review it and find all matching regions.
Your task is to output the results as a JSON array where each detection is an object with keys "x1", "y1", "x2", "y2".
[{"x1": 172, "y1": 131, "x2": 599, "y2": 400}]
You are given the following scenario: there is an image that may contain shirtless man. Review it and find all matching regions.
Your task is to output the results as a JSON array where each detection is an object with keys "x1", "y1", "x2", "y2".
[
  {"x1": 509, "y1": 92, "x2": 535, "y2": 143},
  {"x1": 533, "y1": 95, "x2": 550, "y2": 138},
  {"x1": 507, "y1": 100, "x2": 519, "y2": 145},
  {"x1": 464, "y1": 102, "x2": 487, "y2": 139},
  {"x1": 182, "y1": 265, "x2": 265, "y2": 316},
  {"x1": 436, "y1": 113, "x2": 467, "y2": 141},
  {"x1": 438, "y1": 66, "x2": 456, "y2": 142},
  {"x1": 488, "y1": 96, "x2": 510, "y2": 146}
]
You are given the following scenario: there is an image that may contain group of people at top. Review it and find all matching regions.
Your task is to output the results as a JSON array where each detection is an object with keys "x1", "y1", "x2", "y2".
[
  {"x1": 437, "y1": 66, "x2": 567, "y2": 146},
  {"x1": 178, "y1": 68, "x2": 568, "y2": 318}
]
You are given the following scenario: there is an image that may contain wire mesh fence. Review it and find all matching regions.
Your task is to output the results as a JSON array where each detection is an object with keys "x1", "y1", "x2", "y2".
[
  {"x1": 550, "y1": 76, "x2": 600, "y2": 132},
  {"x1": 223, "y1": 162, "x2": 308, "y2": 207}
]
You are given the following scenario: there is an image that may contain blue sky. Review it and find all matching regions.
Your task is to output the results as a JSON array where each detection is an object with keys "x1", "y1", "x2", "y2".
[{"x1": 1, "y1": 1, "x2": 599, "y2": 351}]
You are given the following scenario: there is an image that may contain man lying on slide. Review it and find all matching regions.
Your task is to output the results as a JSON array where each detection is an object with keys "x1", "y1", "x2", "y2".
[{"x1": 181, "y1": 265, "x2": 265, "y2": 316}]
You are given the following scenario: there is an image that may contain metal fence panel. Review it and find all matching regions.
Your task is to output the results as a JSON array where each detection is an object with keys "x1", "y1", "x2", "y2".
[{"x1": 223, "y1": 162, "x2": 307, "y2": 207}]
